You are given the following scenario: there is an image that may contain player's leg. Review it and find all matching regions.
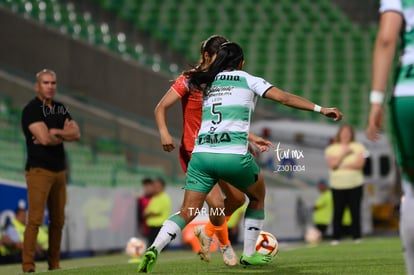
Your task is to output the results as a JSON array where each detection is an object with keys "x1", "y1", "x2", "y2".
[
  {"x1": 196, "y1": 182, "x2": 241, "y2": 265},
  {"x1": 195, "y1": 185, "x2": 227, "y2": 262},
  {"x1": 215, "y1": 153, "x2": 271, "y2": 265},
  {"x1": 203, "y1": 180, "x2": 245, "y2": 244},
  {"x1": 179, "y1": 148, "x2": 228, "y2": 262},
  {"x1": 238, "y1": 172, "x2": 272, "y2": 265},
  {"x1": 138, "y1": 189, "x2": 207, "y2": 273},
  {"x1": 217, "y1": 179, "x2": 246, "y2": 217},
  {"x1": 180, "y1": 147, "x2": 236, "y2": 264},
  {"x1": 138, "y1": 153, "x2": 215, "y2": 273},
  {"x1": 204, "y1": 183, "x2": 226, "y2": 228},
  {"x1": 240, "y1": 173, "x2": 265, "y2": 254},
  {"x1": 217, "y1": 180, "x2": 246, "y2": 265},
  {"x1": 179, "y1": 147, "x2": 220, "y2": 259}
]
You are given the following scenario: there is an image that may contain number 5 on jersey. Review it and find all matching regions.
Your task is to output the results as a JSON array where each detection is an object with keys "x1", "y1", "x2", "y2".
[{"x1": 211, "y1": 103, "x2": 222, "y2": 125}]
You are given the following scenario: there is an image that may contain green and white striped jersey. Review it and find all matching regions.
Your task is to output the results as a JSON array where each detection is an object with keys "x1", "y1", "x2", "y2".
[
  {"x1": 193, "y1": 70, "x2": 272, "y2": 155},
  {"x1": 381, "y1": 0, "x2": 414, "y2": 96}
]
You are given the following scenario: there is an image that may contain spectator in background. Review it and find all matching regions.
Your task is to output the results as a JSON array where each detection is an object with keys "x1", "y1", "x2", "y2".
[
  {"x1": 144, "y1": 178, "x2": 171, "y2": 246},
  {"x1": 366, "y1": 1, "x2": 414, "y2": 273},
  {"x1": 21, "y1": 69, "x2": 81, "y2": 272},
  {"x1": 312, "y1": 179, "x2": 352, "y2": 239},
  {"x1": 325, "y1": 124, "x2": 366, "y2": 245},
  {"x1": 0, "y1": 234, "x2": 6, "y2": 264},
  {"x1": 0, "y1": 205, "x2": 48, "y2": 264},
  {"x1": 137, "y1": 178, "x2": 154, "y2": 238},
  {"x1": 313, "y1": 179, "x2": 332, "y2": 237}
]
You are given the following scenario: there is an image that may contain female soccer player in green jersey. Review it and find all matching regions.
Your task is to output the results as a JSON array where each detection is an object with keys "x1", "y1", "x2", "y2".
[
  {"x1": 367, "y1": 1, "x2": 414, "y2": 274},
  {"x1": 138, "y1": 42, "x2": 342, "y2": 273}
]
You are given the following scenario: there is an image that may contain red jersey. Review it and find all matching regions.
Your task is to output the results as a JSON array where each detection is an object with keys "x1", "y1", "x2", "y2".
[
  {"x1": 137, "y1": 195, "x2": 152, "y2": 236},
  {"x1": 171, "y1": 75, "x2": 202, "y2": 171}
]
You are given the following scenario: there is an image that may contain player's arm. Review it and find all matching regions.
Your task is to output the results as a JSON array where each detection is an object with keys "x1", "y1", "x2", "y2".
[
  {"x1": 29, "y1": 121, "x2": 63, "y2": 146},
  {"x1": 50, "y1": 118, "x2": 81, "y2": 142},
  {"x1": 372, "y1": 11, "x2": 402, "y2": 93},
  {"x1": 154, "y1": 88, "x2": 181, "y2": 152},
  {"x1": 263, "y1": 87, "x2": 343, "y2": 121},
  {"x1": 248, "y1": 132, "x2": 274, "y2": 155},
  {"x1": 367, "y1": 11, "x2": 403, "y2": 141}
]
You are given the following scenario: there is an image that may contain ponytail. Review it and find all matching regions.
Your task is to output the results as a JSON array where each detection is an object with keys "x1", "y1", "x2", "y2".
[{"x1": 187, "y1": 42, "x2": 244, "y2": 91}]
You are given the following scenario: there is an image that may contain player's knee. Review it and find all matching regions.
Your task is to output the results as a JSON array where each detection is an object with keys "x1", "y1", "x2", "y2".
[
  {"x1": 223, "y1": 196, "x2": 246, "y2": 216},
  {"x1": 247, "y1": 199, "x2": 264, "y2": 210},
  {"x1": 233, "y1": 194, "x2": 246, "y2": 208},
  {"x1": 205, "y1": 193, "x2": 225, "y2": 209}
]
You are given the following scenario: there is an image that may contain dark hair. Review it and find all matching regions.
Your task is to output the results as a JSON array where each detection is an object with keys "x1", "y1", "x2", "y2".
[
  {"x1": 142, "y1": 177, "x2": 153, "y2": 185},
  {"x1": 154, "y1": 177, "x2": 166, "y2": 188},
  {"x1": 14, "y1": 207, "x2": 26, "y2": 214},
  {"x1": 335, "y1": 124, "x2": 355, "y2": 143},
  {"x1": 187, "y1": 42, "x2": 244, "y2": 90},
  {"x1": 183, "y1": 35, "x2": 228, "y2": 75},
  {"x1": 318, "y1": 179, "x2": 328, "y2": 187}
]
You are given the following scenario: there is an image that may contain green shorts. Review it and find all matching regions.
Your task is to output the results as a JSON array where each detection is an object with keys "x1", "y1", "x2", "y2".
[
  {"x1": 185, "y1": 152, "x2": 260, "y2": 193},
  {"x1": 389, "y1": 96, "x2": 414, "y2": 170}
]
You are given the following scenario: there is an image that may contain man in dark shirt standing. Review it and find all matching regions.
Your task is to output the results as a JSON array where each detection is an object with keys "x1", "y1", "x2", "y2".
[{"x1": 21, "y1": 69, "x2": 80, "y2": 273}]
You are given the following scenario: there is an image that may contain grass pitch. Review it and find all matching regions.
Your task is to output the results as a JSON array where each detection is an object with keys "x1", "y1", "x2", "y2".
[{"x1": 0, "y1": 236, "x2": 405, "y2": 275}]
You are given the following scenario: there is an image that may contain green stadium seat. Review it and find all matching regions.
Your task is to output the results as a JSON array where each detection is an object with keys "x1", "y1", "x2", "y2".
[
  {"x1": 0, "y1": 0, "x2": 13, "y2": 9},
  {"x1": 0, "y1": 96, "x2": 12, "y2": 121},
  {"x1": 117, "y1": 0, "x2": 138, "y2": 21},
  {"x1": 99, "y1": 0, "x2": 118, "y2": 12},
  {"x1": 0, "y1": 0, "x2": 378, "y2": 129}
]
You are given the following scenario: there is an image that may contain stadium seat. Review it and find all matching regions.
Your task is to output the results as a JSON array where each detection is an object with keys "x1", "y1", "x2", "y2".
[
  {"x1": 0, "y1": 96, "x2": 12, "y2": 121},
  {"x1": 0, "y1": 0, "x2": 378, "y2": 129},
  {"x1": 117, "y1": 0, "x2": 138, "y2": 21},
  {"x1": 0, "y1": 98, "x2": 172, "y2": 187},
  {"x1": 99, "y1": 0, "x2": 119, "y2": 12}
]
